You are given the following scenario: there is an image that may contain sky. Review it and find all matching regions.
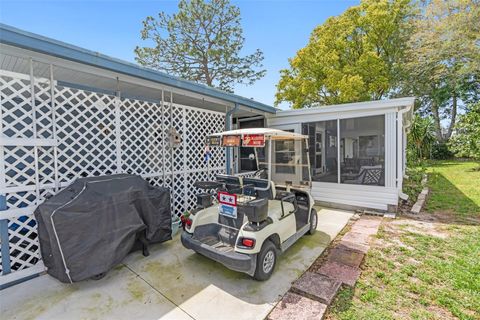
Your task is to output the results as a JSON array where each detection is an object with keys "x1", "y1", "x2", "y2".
[{"x1": 0, "y1": 0, "x2": 359, "y2": 109}]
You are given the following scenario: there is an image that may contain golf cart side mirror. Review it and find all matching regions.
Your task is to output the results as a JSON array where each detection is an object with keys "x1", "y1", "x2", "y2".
[{"x1": 248, "y1": 153, "x2": 255, "y2": 160}]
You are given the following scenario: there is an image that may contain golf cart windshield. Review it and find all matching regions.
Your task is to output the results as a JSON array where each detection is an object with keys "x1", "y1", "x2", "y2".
[
  {"x1": 256, "y1": 138, "x2": 310, "y2": 188},
  {"x1": 207, "y1": 129, "x2": 311, "y2": 188}
]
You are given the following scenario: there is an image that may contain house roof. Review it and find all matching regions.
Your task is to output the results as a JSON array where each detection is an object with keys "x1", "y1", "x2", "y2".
[
  {"x1": 0, "y1": 23, "x2": 276, "y2": 114},
  {"x1": 273, "y1": 97, "x2": 416, "y2": 117},
  {"x1": 267, "y1": 97, "x2": 416, "y2": 131}
]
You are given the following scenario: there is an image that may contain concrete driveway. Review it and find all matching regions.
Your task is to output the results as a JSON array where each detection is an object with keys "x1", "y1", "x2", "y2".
[{"x1": 0, "y1": 207, "x2": 352, "y2": 320}]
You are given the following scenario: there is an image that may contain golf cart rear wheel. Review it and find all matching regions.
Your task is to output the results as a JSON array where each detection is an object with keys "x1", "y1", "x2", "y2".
[
  {"x1": 253, "y1": 240, "x2": 277, "y2": 281},
  {"x1": 307, "y1": 208, "x2": 318, "y2": 235}
]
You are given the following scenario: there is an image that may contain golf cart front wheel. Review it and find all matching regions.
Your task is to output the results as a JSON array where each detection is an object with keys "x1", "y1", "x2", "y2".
[
  {"x1": 253, "y1": 240, "x2": 277, "y2": 281},
  {"x1": 307, "y1": 208, "x2": 318, "y2": 235}
]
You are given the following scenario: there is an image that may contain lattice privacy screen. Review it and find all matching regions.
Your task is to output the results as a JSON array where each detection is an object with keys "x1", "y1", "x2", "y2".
[{"x1": 0, "y1": 70, "x2": 225, "y2": 279}]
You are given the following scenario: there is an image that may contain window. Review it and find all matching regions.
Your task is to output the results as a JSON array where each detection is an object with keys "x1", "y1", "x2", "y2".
[
  {"x1": 301, "y1": 120, "x2": 337, "y2": 183},
  {"x1": 340, "y1": 116, "x2": 384, "y2": 186},
  {"x1": 302, "y1": 115, "x2": 385, "y2": 186}
]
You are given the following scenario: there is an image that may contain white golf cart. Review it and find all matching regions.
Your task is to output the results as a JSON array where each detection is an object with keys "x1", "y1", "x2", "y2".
[{"x1": 181, "y1": 128, "x2": 317, "y2": 280}]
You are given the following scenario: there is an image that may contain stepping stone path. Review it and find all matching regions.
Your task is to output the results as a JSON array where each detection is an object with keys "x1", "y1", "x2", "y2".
[
  {"x1": 267, "y1": 292, "x2": 328, "y2": 320},
  {"x1": 291, "y1": 272, "x2": 341, "y2": 304},
  {"x1": 268, "y1": 216, "x2": 382, "y2": 320}
]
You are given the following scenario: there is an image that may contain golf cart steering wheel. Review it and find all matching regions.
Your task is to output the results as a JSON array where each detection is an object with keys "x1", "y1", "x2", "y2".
[{"x1": 254, "y1": 168, "x2": 268, "y2": 179}]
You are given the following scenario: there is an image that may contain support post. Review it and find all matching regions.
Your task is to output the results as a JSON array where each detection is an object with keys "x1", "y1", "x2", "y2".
[
  {"x1": 225, "y1": 103, "x2": 238, "y2": 174},
  {"x1": 337, "y1": 119, "x2": 341, "y2": 184},
  {"x1": 29, "y1": 58, "x2": 40, "y2": 204},
  {"x1": 267, "y1": 140, "x2": 272, "y2": 181},
  {"x1": 114, "y1": 78, "x2": 122, "y2": 174},
  {"x1": 0, "y1": 196, "x2": 11, "y2": 275},
  {"x1": 50, "y1": 64, "x2": 59, "y2": 192},
  {"x1": 161, "y1": 90, "x2": 165, "y2": 186},
  {"x1": 0, "y1": 69, "x2": 8, "y2": 274},
  {"x1": 170, "y1": 91, "x2": 174, "y2": 196},
  {"x1": 397, "y1": 110, "x2": 404, "y2": 189}
]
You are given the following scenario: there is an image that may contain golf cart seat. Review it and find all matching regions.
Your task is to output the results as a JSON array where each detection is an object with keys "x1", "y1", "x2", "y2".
[
  {"x1": 239, "y1": 198, "x2": 268, "y2": 223},
  {"x1": 267, "y1": 200, "x2": 295, "y2": 220},
  {"x1": 242, "y1": 177, "x2": 276, "y2": 200},
  {"x1": 216, "y1": 174, "x2": 243, "y2": 194}
]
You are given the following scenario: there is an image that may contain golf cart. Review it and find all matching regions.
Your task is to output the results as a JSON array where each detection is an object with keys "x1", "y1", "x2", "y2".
[{"x1": 181, "y1": 128, "x2": 317, "y2": 280}]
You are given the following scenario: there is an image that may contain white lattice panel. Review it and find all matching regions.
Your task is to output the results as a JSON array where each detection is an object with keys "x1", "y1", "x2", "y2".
[
  {"x1": 120, "y1": 98, "x2": 164, "y2": 176},
  {"x1": 34, "y1": 80, "x2": 54, "y2": 139},
  {"x1": 185, "y1": 108, "x2": 226, "y2": 171},
  {"x1": 3, "y1": 146, "x2": 36, "y2": 188},
  {"x1": 0, "y1": 75, "x2": 33, "y2": 138},
  {"x1": 7, "y1": 216, "x2": 40, "y2": 272},
  {"x1": 1, "y1": 69, "x2": 228, "y2": 281},
  {"x1": 55, "y1": 86, "x2": 117, "y2": 184},
  {"x1": 172, "y1": 104, "x2": 185, "y2": 173},
  {"x1": 5, "y1": 191, "x2": 37, "y2": 210},
  {"x1": 37, "y1": 147, "x2": 56, "y2": 186}
]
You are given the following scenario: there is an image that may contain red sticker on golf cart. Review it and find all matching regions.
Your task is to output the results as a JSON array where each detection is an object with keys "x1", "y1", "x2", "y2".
[
  {"x1": 242, "y1": 134, "x2": 265, "y2": 147},
  {"x1": 218, "y1": 191, "x2": 237, "y2": 206}
]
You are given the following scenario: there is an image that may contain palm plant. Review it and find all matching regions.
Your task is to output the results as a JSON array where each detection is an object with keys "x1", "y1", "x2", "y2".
[{"x1": 408, "y1": 115, "x2": 436, "y2": 161}]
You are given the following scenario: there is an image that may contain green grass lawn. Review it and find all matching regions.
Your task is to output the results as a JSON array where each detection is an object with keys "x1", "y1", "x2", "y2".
[
  {"x1": 327, "y1": 160, "x2": 480, "y2": 320},
  {"x1": 425, "y1": 161, "x2": 480, "y2": 218}
]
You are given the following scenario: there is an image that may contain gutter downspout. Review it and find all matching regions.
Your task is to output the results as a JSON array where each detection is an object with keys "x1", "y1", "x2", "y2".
[
  {"x1": 225, "y1": 103, "x2": 239, "y2": 174},
  {"x1": 397, "y1": 103, "x2": 414, "y2": 200}
]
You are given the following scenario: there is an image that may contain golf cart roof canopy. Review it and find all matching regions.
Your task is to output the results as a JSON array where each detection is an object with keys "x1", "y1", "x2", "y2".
[{"x1": 209, "y1": 128, "x2": 307, "y2": 140}]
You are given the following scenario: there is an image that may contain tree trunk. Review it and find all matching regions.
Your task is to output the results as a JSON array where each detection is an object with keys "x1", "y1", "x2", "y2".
[
  {"x1": 431, "y1": 102, "x2": 444, "y2": 142},
  {"x1": 445, "y1": 92, "x2": 457, "y2": 140}
]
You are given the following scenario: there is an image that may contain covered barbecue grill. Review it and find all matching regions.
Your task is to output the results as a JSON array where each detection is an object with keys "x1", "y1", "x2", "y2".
[{"x1": 34, "y1": 174, "x2": 172, "y2": 283}]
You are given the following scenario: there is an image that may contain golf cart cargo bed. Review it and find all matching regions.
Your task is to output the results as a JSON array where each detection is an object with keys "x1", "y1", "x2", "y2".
[
  {"x1": 181, "y1": 230, "x2": 256, "y2": 275},
  {"x1": 197, "y1": 235, "x2": 235, "y2": 253}
]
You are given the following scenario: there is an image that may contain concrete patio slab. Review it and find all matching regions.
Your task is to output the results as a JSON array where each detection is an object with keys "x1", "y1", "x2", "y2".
[
  {"x1": 123, "y1": 208, "x2": 352, "y2": 320},
  {"x1": 291, "y1": 272, "x2": 341, "y2": 304},
  {"x1": 267, "y1": 292, "x2": 327, "y2": 320},
  {"x1": 0, "y1": 264, "x2": 191, "y2": 320},
  {"x1": 0, "y1": 207, "x2": 352, "y2": 320}
]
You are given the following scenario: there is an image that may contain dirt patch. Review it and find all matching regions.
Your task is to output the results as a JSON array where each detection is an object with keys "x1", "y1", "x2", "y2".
[
  {"x1": 402, "y1": 210, "x2": 480, "y2": 225},
  {"x1": 389, "y1": 219, "x2": 449, "y2": 239}
]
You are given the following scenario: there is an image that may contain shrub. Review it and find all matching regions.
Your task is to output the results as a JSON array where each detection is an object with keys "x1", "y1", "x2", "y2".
[
  {"x1": 431, "y1": 142, "x2": 453, "y2": 160},
  {"x1": 403, "y1": 165, "x2": 426, "y2": 205}
]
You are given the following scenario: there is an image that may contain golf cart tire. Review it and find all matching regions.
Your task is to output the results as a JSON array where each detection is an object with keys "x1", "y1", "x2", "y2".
[
  {"x1": 253, "y1": 240, "x2": 277, "y2": 281},
  {"x1": 307, "y1": 208, "x2": 318, "y2": 235}
]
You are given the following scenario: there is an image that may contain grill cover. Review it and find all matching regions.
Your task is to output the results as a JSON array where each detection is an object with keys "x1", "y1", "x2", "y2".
[{"x1": 34, "y1": 174, "x2": 171, "y2": 283}]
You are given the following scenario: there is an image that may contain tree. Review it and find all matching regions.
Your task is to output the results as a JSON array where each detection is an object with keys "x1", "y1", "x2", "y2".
[
  {"x1": 449, "y1": 102, "x2": 480, "y2": 160},
  {"x1": 407, "y1": 114, "x2": 436, "y2": 161},
  {"x1": 275, "y1": 0, "x2": 414, "y2": 109},
  {"x1": 135, "y1": 0, "x2": 266, "y2": 93},
  {"x1": 404, "y1": 0, "x2": 480, "y2": 142}
]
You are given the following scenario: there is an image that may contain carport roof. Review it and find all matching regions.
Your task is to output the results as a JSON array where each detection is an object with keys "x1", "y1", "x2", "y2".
[{"x1": 0, "y1": 23, "x2": 277, "y2": 114}]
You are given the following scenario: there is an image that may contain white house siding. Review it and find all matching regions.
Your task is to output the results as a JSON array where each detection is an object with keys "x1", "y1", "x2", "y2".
[{"x1": 312, "y1": 183, "x2": 399, "y2": 211}]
